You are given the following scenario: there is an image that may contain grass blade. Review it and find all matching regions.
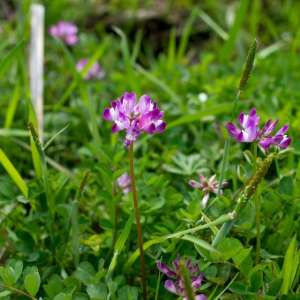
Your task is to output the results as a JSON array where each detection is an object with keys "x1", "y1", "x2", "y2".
[
  {"x1": 107, "y1": 214, "x2": 133, "y2": 279},
  {"x1": 198, "y1": 9, "x2": 228, "y2": 40},
  {"x1": 220, "y1": 0, "x2": 249, "y2": 61},
  {"x1": 4, "y1": 83, "x2": 21, "y2": 129},
  {"x1": 281, "y1": 235, "x2": 299, "y2": 295},
  {"x1": 124, "y1": 213, "x2": 233, "y2": 270},
  {"x1": 0, "y1": 148, "x2": 28, "y2": 198},
  {"x1": 168, "y1": 103, "x2": 234, "y2": 129}
]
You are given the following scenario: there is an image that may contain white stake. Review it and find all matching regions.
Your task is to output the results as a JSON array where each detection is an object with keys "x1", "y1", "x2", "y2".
[{"x1": 30, "y1": 4, "x2": 45, "y2": 140}]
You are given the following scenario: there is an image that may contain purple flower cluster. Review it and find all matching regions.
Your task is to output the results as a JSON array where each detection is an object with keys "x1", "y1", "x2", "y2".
[
  {"x1": 49, "y1": 21, "x2": 78, "y2": 45},
  {"x1": 157, "y1": 258, "x2": 207, "y2": 300},
  {"x1": 189, "y1": 174, "x2": 227, "y2": 207},
  {"x1": 226, "y1": 108, "x2": 291, "y2": 151},
  {"x1": 103, "y1": 92, "x2": 166, "y2": 146},
  {"x1": 76, "y1": 59, "x2": 105, "y2": 80},
  {"x1": 116, "y1": 173, "x2": 131, "y2": 194}
]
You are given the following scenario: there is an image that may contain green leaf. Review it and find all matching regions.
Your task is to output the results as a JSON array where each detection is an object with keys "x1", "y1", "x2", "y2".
[
  {"x1": 9, "y1": 260, "x2": 23, "y2": 283},
  {"x1": 179, "y1": 235, "x2": 219, "y2": 253},
  {"x1": 0, "y1": 148, "x2": 28, "y2": 198},
  {"x1": 0, "y1": 266, "x2": 16, "y2": 285},
  {"x1": 54, "y1": 293, "x2": 73, "y2": 300},
  {"x1": 107, "y1": 214, "x2": 133, "y2": 279},
  {"x1": 213, "y1": 238, "x2": 243, "y2": 261},
  {"x1": 118, "y1": 286, "x2": 138, "y2": 300},
  {"x1": 43, "y1": 275, "x2": 64, "y2": 298},
  {"x1": 24, "y1": 268, "x2": 41, "y2": 297},
  {"x1": 125, "y1": 213, "x2": 233, "y2": 270},
  {"x1": 281, "y1": 235, "x2": 299, "y2": 295},
  {"x1": 86, "y1": 283, "x2": 107, "y2": 300},
  {"x1": 0, "y1": 290, "x2": 11, "y2": 298},
  {"x1": 4, "y1": 82, "x2": 21, "y2": 129}
]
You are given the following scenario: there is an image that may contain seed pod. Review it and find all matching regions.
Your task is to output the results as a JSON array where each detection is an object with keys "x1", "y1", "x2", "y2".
[
  {"x1": 179, "y1": 260, "x2": 196, "y2": 300},
  {"x1": 239, "y1": 39, "x2": 257, "y2": 91}
]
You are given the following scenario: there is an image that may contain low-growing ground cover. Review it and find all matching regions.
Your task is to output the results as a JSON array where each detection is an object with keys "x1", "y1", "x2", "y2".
[{"x1": 0, "y1": 1, "x2": 300, "y2": 299}]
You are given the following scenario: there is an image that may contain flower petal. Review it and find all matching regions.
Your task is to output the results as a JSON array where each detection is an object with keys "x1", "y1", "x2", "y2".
[
  {"x1": 261, "y1": 119, "x2": 278, "y2": 136},
  {"x1": 121, "y1": 92, "x2": 137, "y2": 115},
  {"x1": 259, "y1": 137, "x2": 274, "y2": 150},
  {"x1": 201, "y1": 193, "x2": 210, "y2": 208},
  {"x1": 164, "y1": 280, "x2": 178, "y2": 295},
  {"x1": 189, "y1": 180, "x2": 202, "y2": 189},
  {"x1": 276, "y1": 124, "x2": 289, "y2": 136},
  {"x1": 192, "y1": 274, "x2": 204, "y2": 289},
  {"x1": 156, "y1": 261, "x2": 176, "y2": 277},
  {"x1": 103, "y1": 108, "x2": 112, "y2": 120},
  {"x1": 279, "y1": 136, "x2": 291, "y2": 149},
  {"x1": 195, "y1": 294, "x2": 208, "y2": 300},
  {"x1": 226, "y1": 122, "x2": 241, "y2": 140}
]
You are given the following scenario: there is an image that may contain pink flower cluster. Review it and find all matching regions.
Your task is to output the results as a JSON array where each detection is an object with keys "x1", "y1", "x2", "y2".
[
  {"x1": 226, "y1": 108, "x2": 291, "y2": 151},
  {"x1": 103, "y1": 92, "x2": 166, "y2": 146},
  {"x1": 49, "y1": 21, "x2": 78, "y2": 45},
  {"x1": 116, "y1": 173, "x2": 131, "y2": 194},
  {"x1": 157, "y1": 258, "x2": 207, "y2": 300},
  {"x1": 189, "y1": 174, "x2": 227, "y2": 207},
  {"x1": 76, "y1": 59, "x2": 105, "y2": 80}
]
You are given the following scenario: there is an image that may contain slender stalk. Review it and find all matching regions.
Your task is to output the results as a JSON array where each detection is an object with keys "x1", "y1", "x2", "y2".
[
  {"x1": 0, "y1": 284, "x2": 37, "y2": 300},
  {"x1": 217, "y1": 90, "x2": 240, "y2": 196},
  {"x1": 251, "y1": 142, "x2": 260, "y2": 264},
  {"x1": 218, "y1": 39, "x2": 257, "y2": 195},
  {"x1": 213, "y1": 153, "x2": 275, "y2": 247},
  {"x1": 255, "y1": 194, "x2": 261, "y2": 264},
  {"x1": 129, "y1": 143, "x2": 147, "y2": 300},
  {"x1": 179, "y1": 260, "x2": 196, "y2": 300}
]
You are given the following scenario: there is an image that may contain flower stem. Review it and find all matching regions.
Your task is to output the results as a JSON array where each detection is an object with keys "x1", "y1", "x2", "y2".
[
  {"x1": 129, "y1": 143, "x2": 147, "y2": 300},
  {"x1": 251, "y1": 142, "x2": 260, "y2": 264},
  {"x1": 179, "y1": 260, "x2": 196, "y2": 300},
  {"x1": 213, "y1": 153, "x2": 274, "y2": 247},
  {"x1": 218, "y1": 90, "x2": 241, "y2": 196},
  {"x1": 255, "y1": 194, "x2": 261, "y2": 264},
  {"x1": 0, "y1": 283, "x2": 37, "y2": 300}
]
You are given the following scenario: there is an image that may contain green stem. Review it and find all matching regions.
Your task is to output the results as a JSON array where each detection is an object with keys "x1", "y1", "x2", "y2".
[
  {"x1": 0, "y1": 284, "x2": 37, "y2": 300},
  {"x1": 255, "y1": 194, "x2": 261, "y2": 264},
  {"x1": 179, "y1": 260, "x2": 196, "y2": 300},
  {"x1": 251, "y1": 142, "x2": 260, "y2": 264},
  {"x1": 252, "y1": 142, "x2": 258, "y2": 168},
  {"x1": 213, "y1": 153, "x2": 275, "y2": 247},
  {"x1": 129, "y1": 143, "x2": 147, "y2": 300},
  {"x1": 218, "y1": 90, "x2": 241, "y2": 196}
]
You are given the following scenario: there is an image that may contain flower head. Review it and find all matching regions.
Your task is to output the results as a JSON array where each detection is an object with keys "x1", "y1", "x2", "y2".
[
  {"x1": 189, "y1": 175, "x2": 227, "y2": 207},
  {"x1": 103, "y1": 92, "x2": 166, "y2": 146},
  {"x1": 226, "y1": 108, "x2": 291, "y2": 151},
  {"x1": 76, "y1": 59, "x2": 105, "y2": 80},
  {"x1": 226, "y1": 108, "x2": 260, "y2": 143},
  {"x1": 116, "y1": 173, "x2": 131, "y2": 194},
  {"x1": 49, "y1": 21, "x2": 78, "y2": 45},
  {"x1": 258, "y1": 121, "x2": 291, "y2": 151},
  {"x1": 157, "y1": 258, "x2": 207, "y2": 300}
]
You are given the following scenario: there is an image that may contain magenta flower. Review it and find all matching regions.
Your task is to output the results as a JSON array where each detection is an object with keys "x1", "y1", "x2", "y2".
[
  {"x1": 116, "y1": 173, "x2": 131, "y2": 194},
  {"x1": 103, "y1": 92, "x2": 166, "y2": 146},
  {"x1": 49, "y1": 21, "x2": 78, "y2": 45},
  {"x1": 258, "y1": 121, "x2": 291, "y2": 150},
  {"x1": 157, "y1": 258, "x2": 207, "y2": 300},
  {"x1": 226, "y1": 108, "x2": 291, "y2": 151},
  {"x1": 226, "y1": 108, "x2": 260, "y2": 143},
  {"x1": 76, "y1": 59, "x2": 105, "y2": 80},
  {"x1": 189, "y1": 175, "x2": 227, "y2": 207}
]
